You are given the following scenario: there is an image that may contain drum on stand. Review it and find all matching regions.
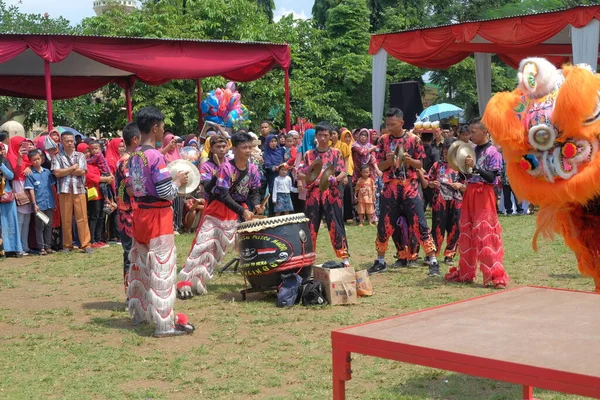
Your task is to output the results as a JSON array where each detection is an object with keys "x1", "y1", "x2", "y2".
[{"x1": 237, "y1": 213, "x2": 316, "y2": 296}]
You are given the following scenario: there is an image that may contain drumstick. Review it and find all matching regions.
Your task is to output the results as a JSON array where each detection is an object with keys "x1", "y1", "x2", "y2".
[{"x1": 258, "y1": 194, "x2": 270, "y2": 213}]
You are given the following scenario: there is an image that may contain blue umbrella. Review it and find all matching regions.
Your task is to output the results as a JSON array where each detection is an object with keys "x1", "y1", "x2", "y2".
[
  {"x1": 418, "y1": 103, "x2": 463, "y2": 122},
  {"x1": 55, "y1": 126, "x2": 85, "y2": 139}
]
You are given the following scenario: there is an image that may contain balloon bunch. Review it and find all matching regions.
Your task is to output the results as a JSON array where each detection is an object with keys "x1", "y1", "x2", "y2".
[
  {"x1": 292, "y1": 118, "x2": 314, "y2": 134},
  {"x1": 200, "y1": 81, "x2": 249, "y2": 128}
]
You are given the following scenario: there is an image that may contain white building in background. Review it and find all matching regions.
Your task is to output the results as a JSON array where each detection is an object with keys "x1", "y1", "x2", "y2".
[{"x1": 93, "y1": 0, "x2": 138, "y2": 15}]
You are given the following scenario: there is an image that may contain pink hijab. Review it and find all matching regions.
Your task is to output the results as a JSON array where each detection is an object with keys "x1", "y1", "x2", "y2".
[{"x1": 162, "y1": 133, "x2": 182, "y2": 163}]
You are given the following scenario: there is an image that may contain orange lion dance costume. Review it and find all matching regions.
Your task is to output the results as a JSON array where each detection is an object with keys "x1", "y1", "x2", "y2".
[{"x1": 484, "y1": 57, "x2": 600, "y2": 291}]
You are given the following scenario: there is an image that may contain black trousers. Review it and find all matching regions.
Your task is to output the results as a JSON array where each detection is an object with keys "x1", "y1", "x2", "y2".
[
  {"x1": 342, "y1": 179, "x2": 355, "y2": 222},
  {"x1": 87, "y1": 199, "x2": 105, "y2": 243},
  {"x1": 120, "y1": 227, "x2": 133, "y2": 287},
  {"x1": 503, "y1": 185, "x2": 523, "y2": 214}
]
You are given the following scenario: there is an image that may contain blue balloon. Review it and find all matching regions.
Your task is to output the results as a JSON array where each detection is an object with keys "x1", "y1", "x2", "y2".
[
  {"x1": 205, "y1": 115, "x2": 223, "y2": 124},
  {"x1": 201, "y1": 100, "x2": 209, "y2": 114},
  {"x1": 207, "y1": 95, "x2": 219, "y2": 108}
]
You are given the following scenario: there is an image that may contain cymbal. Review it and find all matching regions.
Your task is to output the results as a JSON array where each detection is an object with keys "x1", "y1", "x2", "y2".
[
  {"x1": 394, "y1": 145, "x2": 405, "y2": 169},
  {"x1": 319, "y1": 165, "x2": 335, "y2": 191},
  {"x1": 447, "y1": 141, "x2": 475, "y2": 174},
  {"x1": 306, "y1": 158, "x2": 323, "y2": 186},
  {"x1": 167, "y1": 159, "x2": 201, "y2": 195}
]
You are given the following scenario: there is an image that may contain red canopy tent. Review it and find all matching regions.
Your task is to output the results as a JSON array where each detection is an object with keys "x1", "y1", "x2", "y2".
[
  {"x1": 0, "y1": 34, "x2": 292, "y2": 130},
  {"x1": 368, "y1": 5, "x2": 600, "y2": 130}
]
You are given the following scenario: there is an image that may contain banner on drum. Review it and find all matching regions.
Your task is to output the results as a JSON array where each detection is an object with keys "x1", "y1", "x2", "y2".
[{"x1": 239, "y1": 233, "x2": 292, "y2": 276}]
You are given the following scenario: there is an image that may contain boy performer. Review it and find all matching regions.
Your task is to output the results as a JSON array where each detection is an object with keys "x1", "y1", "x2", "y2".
[
  {"x1": 126, "y1": 107, "x2": 194, "y2": 338},
  {"x1": 445, "y1": 118, "x2": 510, "y2": 288},
  {"x1": 298, "y1": 122, "x2": 350, "y2": 265},
  {"x1": 368, "y1": 108, "x2": 440, "y2": 276},
  {"x1": 177, "y1": 132, "x2": 264, "y2": 299},
  {"x1": 116, "y1": 122, "x2": 140, "y2": 297}
]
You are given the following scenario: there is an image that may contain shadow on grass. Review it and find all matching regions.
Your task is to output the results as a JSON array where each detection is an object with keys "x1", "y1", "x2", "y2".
[
  {"x1": 548, "y1": 273, "x2": 582, "y2": 279},
  {"x1": 82, "y1": 301, "x2": 125, "y2": 311},
  {"x1": 380, "y1": 372, "x2": 521, "y2": 400},
  {"x1": 88, "y1": 316, "x2": 154, "y2": 337},
  {"x1": 216, "y1": 287, "x2": 277, "y2": 303}
]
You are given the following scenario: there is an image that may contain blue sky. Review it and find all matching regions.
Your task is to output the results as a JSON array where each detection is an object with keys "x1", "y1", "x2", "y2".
[{"x1": 6, "y1": 0, "x2": 313, "y2": 23}]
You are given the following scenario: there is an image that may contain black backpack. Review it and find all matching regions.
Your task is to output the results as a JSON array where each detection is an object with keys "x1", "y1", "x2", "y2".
[
  {"x1": 299, "y1": 280, "x2": 328, "y2": 306},
  {"x1": 277, "y1": 272, "x2": 303, "y2": 308}
]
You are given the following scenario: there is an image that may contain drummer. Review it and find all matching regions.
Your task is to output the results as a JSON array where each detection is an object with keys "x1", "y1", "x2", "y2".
[
  {"x1": 177, "y1": 132, "x2": 265, "y2": 299},
  {"x1": 199, "y1": 135, "x2": 229, "y2": 201},
  {"x1": 298, "y1": 121, "x2": 350, "y2": 266}
]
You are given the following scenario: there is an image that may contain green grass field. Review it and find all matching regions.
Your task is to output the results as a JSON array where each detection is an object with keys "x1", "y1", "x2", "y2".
[{"x1": 0, "y1": 214, "x2": 593, "y2": 399}]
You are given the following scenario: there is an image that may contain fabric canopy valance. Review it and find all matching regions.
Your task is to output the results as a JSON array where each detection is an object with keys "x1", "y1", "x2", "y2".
[
  {"x1": 369, "y1": 5, "x2": 600, "y2": 69},
  {"x1": 0, "y1": 34, "x2": 291, "y2": 99}
]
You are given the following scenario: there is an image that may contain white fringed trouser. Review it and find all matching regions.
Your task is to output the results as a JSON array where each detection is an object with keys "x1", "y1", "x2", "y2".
[
  {"x1": 177, "y1": 215, "x2": 237, "y2": 295},
  {"x1": 127, "y1": 234, "x2": 177, "y2": 332}
]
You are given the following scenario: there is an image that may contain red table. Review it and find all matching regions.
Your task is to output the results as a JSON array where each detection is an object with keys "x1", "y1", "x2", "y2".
[{"x1": 332, "y1": 286, "x2": 600, "y2": 399}]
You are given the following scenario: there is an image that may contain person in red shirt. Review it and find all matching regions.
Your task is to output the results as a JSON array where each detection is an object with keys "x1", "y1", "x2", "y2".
[{"x1": 368, "y1": 108, "x2": 440, "y2": 276}]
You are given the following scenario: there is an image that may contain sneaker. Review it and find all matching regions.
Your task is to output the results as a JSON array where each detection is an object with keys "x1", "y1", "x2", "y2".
[
  {"x1": 368, "y1": 260, "x2": 388, "y2": 275},
  {"x1": 174, "y1": 231, "x2": 180, "y2": 236},
  {"x1": 393, "y1": 259, "x2": 408, "y2": 268},
  {"x1": 60, "y1": 248, "x2": 71, "y2": 253},
  {"x1": 407, "y1": 259, "x2": 419, "y2": 268},
  {"x1": 428, "y1": 260, "x2": 441, "y2": 277},
  {"x1": 444, "y1": 256, "x2": 454, "y2": 265},
  {"x1": 83, "y1": 247, "x2": 94, "y2": 254},
  {"x1": 91, "y1": 242, "x2": 108, "y2": 249}
]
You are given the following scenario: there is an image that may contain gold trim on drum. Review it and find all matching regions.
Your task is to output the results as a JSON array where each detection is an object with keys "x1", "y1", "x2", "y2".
[{"x1": 237, "y1": 213, "x2": 310, "y2": 233}]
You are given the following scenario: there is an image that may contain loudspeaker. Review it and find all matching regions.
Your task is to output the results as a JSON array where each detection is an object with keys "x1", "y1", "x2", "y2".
[{"x1": 389, "y1": 81, "x2": 423, "y2": 129}]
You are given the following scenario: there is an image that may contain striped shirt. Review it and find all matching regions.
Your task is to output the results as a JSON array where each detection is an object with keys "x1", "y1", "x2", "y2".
[{"x1": 51, "y1": 150, "x2": 87, "y2": 195}]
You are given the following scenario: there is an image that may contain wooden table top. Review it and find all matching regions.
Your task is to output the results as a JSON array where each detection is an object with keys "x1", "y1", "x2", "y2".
[{"x1": 336, "y1": 287, "x2": 600, "y2": 377}]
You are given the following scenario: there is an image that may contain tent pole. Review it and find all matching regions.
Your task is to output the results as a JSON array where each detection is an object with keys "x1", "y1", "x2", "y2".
[
  {"x1": 44, "y1": 60, "x2": 54, "y2": 131},
  {"x1": 125, "y1": 81, "x2": 133, "y2": 122},
  {"x1": 197, "y1": 79, "x2": 203, "y2": 131},
  {"x1": 284, "y1": 68, "x2": 291, "y2": 132}
]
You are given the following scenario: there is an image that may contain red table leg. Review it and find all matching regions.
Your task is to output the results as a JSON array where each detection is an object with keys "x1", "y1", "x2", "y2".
[
  {"x1": 332, "y1": 343, "x2": 352, "y2": 400},
  {"x1": 523, "y1": 385, "x2": 537, "y2": 400}
]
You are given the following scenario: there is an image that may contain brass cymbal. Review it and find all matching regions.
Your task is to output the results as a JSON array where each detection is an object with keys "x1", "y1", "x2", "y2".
[
  {"x1": 305, "y1": 158, "x2": 323, "y2": 186},
  {"x1": 319, "y1": 165, "x2": 335, "y2": 191},
  {"x1": 394, "y1": 145, "x2": 405, "y2": 169},
  {"x1": 447, "y1": 141, "x2": 475, "y2": 174}
]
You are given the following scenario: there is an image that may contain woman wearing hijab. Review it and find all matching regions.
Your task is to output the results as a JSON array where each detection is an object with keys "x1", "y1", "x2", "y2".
[
  {"x1": 300, "y1": 128, "x2": 316, "y2": 155},
  {"x1": 263, "y1": 134, "x2": 285, "y2": 217},
  {"x1": 0, "y1": 143, "x2": 23, "y2": 257},
  {"x1": 104, "y1": 138, "x2": 124, "y2": 243},
  {"x1": 8, "y1": 136, "x2": 34, "y2": 255},
  {"x1": 185, "y1": 134, "x2": 199, "y2": 150}
]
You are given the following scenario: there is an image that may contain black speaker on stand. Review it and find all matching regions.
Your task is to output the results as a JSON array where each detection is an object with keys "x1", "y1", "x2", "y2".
[{"x1": 389, "y1": 81, "x2": 423, "y2": 130}]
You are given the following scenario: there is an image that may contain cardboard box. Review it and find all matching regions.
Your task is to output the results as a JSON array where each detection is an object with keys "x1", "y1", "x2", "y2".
[{"x1": 313, "y1": 265, "x2": 357, "y2": 306}]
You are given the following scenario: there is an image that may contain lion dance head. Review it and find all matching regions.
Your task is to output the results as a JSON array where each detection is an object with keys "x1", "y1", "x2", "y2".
[{"x1": 484, "y1": 57, "x2": 600, "y2": 290}]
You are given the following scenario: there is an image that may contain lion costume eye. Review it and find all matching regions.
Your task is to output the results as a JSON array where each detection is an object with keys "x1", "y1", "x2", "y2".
[
  {"x1": 528, "y1": 124, "x2": 556, "y2": 151},
  {"x1": 583, "y1": 91, "x2": 600, "y2": 126}
]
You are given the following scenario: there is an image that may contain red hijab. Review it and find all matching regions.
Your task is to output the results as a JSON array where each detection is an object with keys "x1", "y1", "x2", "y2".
[
  {"x1": 7, "y1": 136, "x2": 32, "y2": 180},
  {"x1": 105, "y1": 138, "x2": 123, "y2": 174},
  {"x1": 77, "y1": 143, "x2": 89, "y2": 155}
]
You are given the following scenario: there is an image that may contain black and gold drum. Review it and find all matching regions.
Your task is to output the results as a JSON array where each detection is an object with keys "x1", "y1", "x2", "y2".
[{"x1": 237, "y1": 213, "x2": 316, "y2": 290}]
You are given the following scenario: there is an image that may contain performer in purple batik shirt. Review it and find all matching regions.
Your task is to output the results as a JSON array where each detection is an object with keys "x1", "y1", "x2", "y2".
[
  {"x1": 199, "y1": 135, "x2": 229, "y2": 201},
  {"x1": 177, "y1": 132, "x2": 264, "y2": 299},
  {"x1": 126, "y1": 106, "x2": 195, "y2": 338},
  {"x1": 445, "y1": 118, "x2": 510, "y2": 289}
]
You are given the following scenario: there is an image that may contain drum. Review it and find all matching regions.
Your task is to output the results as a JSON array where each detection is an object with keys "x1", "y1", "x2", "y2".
[{"x1": 237, "y1": 213, "x2": 316, "y2": 290}]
